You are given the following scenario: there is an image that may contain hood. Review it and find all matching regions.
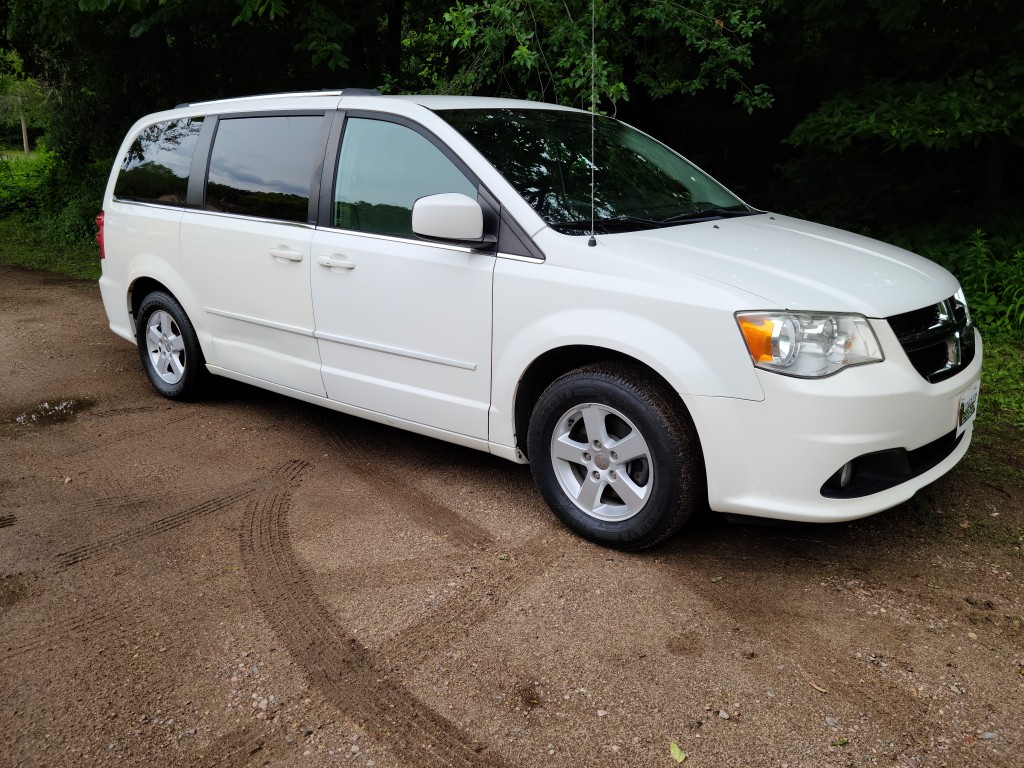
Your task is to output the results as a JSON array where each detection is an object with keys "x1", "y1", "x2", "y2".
[{"x1": 597, "y1": 213, "x2": 960, "y2": 317}]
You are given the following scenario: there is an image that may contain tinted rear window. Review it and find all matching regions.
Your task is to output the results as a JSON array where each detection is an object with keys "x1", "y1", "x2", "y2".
[
  {"x1": 205, "y1": 115, "x2": 324, "y2": 223},
  {"x1": 114, "y1": 118, "x2": 203, "y2": 206}
]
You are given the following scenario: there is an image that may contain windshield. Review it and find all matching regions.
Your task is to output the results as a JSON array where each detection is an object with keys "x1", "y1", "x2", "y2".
[{"x1": 439, "y1": 108, "x2": 751, "y2": 235}]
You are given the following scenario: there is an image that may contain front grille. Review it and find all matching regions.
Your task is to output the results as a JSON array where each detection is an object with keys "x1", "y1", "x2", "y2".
[{"x1": 887, "y1": 296, "x2": 976, "y2": 383}]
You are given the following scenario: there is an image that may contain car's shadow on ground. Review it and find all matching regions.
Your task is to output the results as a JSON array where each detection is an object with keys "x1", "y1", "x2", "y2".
[{"x1": 197, "y1": 375, "x2": 968, "y2": 584}]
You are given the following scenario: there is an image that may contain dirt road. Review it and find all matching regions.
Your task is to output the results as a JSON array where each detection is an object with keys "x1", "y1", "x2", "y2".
[{"x1": 1, "y1": 264, "x2": 1022, "y2": 767}]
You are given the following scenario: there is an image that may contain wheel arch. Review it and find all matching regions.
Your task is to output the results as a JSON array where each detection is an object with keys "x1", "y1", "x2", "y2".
[
  {"x1": 513, "y1": 345, "x2": 687, "y2": 460},
  {"x1": 126, "y1": 273, "x2": 214, "y2": 365},
  {"x1": 128, "y1": 276, "x2": 174, "y2": 333}
]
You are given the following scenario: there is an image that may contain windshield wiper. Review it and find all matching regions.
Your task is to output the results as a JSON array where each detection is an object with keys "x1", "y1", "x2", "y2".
[
  {"x1": 552, "y1": 215, "x2": 664, "y2": 235},
  {"x1": 659, "y1": 207, "x2": 757, "y2": 225}
]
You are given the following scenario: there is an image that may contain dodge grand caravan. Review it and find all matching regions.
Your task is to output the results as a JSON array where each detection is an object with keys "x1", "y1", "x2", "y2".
[{"x1": 98, "y1": 90, "x2": 982, "y2": 549}]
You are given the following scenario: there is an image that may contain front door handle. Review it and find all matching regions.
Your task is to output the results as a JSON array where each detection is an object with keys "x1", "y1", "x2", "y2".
[
  {"x1": 318, "y1": 254, "x2": 356, "y2": 270},
  {"x1": 270, "y1": 245, "x2": 304, "y2": 263}
]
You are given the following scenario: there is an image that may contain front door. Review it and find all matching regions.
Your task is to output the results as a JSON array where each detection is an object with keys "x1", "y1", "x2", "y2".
[{"x1": 310, "y1": 115, "x2": 494, "y2": 439}]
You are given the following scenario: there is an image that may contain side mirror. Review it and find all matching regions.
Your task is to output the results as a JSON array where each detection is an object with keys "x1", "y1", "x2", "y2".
[{"x1": 412, "y1": 193, "x2": 485, "y2": 242}]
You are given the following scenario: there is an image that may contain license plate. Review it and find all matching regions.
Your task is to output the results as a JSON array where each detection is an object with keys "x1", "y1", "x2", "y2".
[{"x1": 956, "y1": 380, "x2": 980, "y2": 438}]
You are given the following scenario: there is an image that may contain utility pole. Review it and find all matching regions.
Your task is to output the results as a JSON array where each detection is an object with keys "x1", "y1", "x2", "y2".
[{"x1": 18, "y1": 95, "x2": 29, "y2": 154}]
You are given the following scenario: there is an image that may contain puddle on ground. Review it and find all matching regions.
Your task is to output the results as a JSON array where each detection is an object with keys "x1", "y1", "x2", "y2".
[{"x1": 2, "y1": 398, "x2": 97, "y2": 436}]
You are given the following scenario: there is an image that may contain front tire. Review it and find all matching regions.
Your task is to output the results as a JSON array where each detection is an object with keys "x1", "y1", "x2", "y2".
[
  {"x1": 135, "y1": 291, "x2": 207, "y2": 400},
  {"x1": 527, "y1": 362, "x2": 704, "y2": 550}
]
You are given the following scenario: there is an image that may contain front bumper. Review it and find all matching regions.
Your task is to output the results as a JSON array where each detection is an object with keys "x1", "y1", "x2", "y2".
[{"x1": 685, "y1": 326, "x2": 982, "y2": 522}]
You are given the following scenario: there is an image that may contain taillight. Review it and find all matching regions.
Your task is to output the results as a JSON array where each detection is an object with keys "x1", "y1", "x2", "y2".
[{"x1": 95, "y1": 211, "x2": 105, "y2": 259}]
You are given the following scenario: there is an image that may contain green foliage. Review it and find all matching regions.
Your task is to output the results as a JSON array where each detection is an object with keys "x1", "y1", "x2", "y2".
[
  {"x1": 789, "y1": 73, "x2": 1024, "y2": 153},
  {"x1": 1, "y1": 0, "x2": 419, "y2": 169},
  {"x1": 0, "y1": 150, "x2": 53, "y2": 212},
  {"x1": 39, "y1": 159, "x2": 109, "y2": 243},
  {"x1": 233, "y1": 0, "x2": 289, "y2": 23},
  {"x1": 976, "y1": 333, "x2": 1024, "y2": 430},
  {"x1": 0, "y1": 49, "x2": 49, "y2": 149},
  {"x1": 784, "y1": 0, "x2": 1023, "y2": 205},
  {"x1": 911, "y1": 230, "x2": 1024, "y2": 337},
  {"x1": 0, "y1": 215, "x2": 100, "y2": 280},
  {"x1": 0, "y1": 148, "x2": 106, "y2": 243},
  {"x1": 435, "y1": 0, "x2": 776, "y2": 111}
]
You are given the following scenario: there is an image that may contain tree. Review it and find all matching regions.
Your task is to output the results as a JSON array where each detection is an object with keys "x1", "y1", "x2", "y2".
[
  {"x1": 0, "y1": 50, "x2": 47, "y2": 153},
  {"x1": 785, "y1": 0, "x2": 1024, "y2": 203},
  {"x1": 0, "y1": 0, "x2": 445, "y2": 167},
  {"x1": 433, "y1": 0, "x2": 776, "y2": 112}
]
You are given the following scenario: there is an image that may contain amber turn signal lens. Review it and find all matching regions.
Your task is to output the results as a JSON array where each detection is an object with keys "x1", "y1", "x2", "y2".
[{"x1": 740, "y1": 318, "x2": 774, "y2": 362}]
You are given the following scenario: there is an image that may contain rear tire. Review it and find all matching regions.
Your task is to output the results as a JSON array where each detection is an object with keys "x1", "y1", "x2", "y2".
[
  {"x1": 527, "y1": 362, "x2": 704, "y2": 550},
  {"x1": 135, "y1": 291, "x2": 207, "y2": 400}
]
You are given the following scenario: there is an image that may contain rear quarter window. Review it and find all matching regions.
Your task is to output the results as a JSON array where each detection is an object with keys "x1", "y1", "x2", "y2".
[
  {"x1": 114, "y1": 118, "x2": 204, "y2": 206},
  {"x1": 205, "y1": 115, "x2": 325, "y2": 223}
]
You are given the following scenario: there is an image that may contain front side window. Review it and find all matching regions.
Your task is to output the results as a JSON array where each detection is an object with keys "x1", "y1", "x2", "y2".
[
  {"x1": 441, "y1": 108, "x2": 750, "y2": 235},
  {"x1": 114, "y1": 118, "x2": 203, "y2": 206},
  {"x1": 205, "y1": 115, "x2": 324, "y2": 223},
  {"x1": 333, "y1": 117, "x2": 476, "y2": 238}
]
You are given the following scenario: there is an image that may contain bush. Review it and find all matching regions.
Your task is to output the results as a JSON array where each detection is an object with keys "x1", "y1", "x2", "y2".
[
  {"x1": 916, "y1": 230, "x2": 1024, "y2": 337},
  {"x1": 0, "y1": 148, "x2": 105, "y2": 280},
  {"x1": 0, "y1": 148, "x2": 107, "y2": 243},
  {"x1": 0, "y1": 149, "x2": 53, "y2": 213},
  {"x1": 0, "y1": 215, "x2": 100, "y2": 280}
]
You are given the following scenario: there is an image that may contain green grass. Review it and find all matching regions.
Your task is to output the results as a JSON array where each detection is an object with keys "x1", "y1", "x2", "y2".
[
  {"x1": 0, "y1": 215, "x2": 100, "y2": 280},
  {"x1": 0, "y1": 150, "x2": 41, "y2": 163},
  {"x1": 977, "y1": 332, "x2": 1024, "y2": 430},
  {"x1": 1, "y1": 150, "x2": 49, "y2": 212}
]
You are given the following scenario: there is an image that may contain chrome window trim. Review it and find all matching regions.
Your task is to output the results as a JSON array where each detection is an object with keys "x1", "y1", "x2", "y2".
[
  {"x1": 496, "y1": 251, "x2": 544, "y2": 264},
  {"x1": 315, "y1": 225, "x2": 486, "y2": 255},
  {"x1": 183, "y1": 207, "x2": 317, "y2": 229}
]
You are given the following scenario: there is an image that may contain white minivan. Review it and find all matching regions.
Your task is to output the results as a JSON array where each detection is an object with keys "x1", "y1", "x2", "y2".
[{"x1": 98, "y1": 90, "x2": 982, "y2": 549}]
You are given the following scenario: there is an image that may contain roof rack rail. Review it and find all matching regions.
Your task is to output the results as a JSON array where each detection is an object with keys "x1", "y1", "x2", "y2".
[{"x1": 173, "y1": 87, "x2": 382, "y2": 109}]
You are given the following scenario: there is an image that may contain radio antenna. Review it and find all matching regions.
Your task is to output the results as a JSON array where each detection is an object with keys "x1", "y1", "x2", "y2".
[{"x1": 587, "y1": 0, "x2": 597, "y2": 247}]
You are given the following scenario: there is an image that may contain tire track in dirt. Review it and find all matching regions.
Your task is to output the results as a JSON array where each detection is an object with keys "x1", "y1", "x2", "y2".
[
  {"x1": 54, "y1": 483, "x2": 259, "y2": 569},
  {"x1": 74, "y1": 493, "x2": 160, "y2": 515},
  {"x1": 1, "y1": 595, "x2": 147, "y2": 662},
  {"x1": 377, "y1": 539, "x2": 562, "y2": 667},
  {"x1": 181, "y1": 725, "x2": 284, "y2": 768},
  {"x1": 321, "y1": 415, "x2": 494, "y2": 548},
  {"x1": 56, "y1": 412, "x2": 197, "y2": 459},
  {"x1": 6, "y1": 465, "x2": 296, "y2": 662},
  {"x1": 241, "y1": 459, "x2": 508, "y2": 768},
  {"x1": 92, "y1": 404, "x2": 164, "y2": 418},
  {"x1": 0, "y1": 515, "x2": 16, "y2": 529},
  {"x1": 70, "y1": 473, "x2": 175, "y2": 516}
]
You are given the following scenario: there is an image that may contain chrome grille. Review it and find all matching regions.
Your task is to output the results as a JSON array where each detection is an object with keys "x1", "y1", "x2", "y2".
[{"x1": 887, "y1": 295, "x2": 976, "y2": 383}]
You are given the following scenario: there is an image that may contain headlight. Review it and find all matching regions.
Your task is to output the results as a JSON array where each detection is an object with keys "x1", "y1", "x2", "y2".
[
  {"x1": 736, "y1": 311, "x2": 884, "y2": 378},
  {"x1": 952, "y1": 288, "x2": 972, "y2": 328}
]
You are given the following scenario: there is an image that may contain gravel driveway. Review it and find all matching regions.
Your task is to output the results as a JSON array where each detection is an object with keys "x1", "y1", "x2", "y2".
[{"x1": 1, "y1": 264, "x2": 1022, "y2": 767}]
